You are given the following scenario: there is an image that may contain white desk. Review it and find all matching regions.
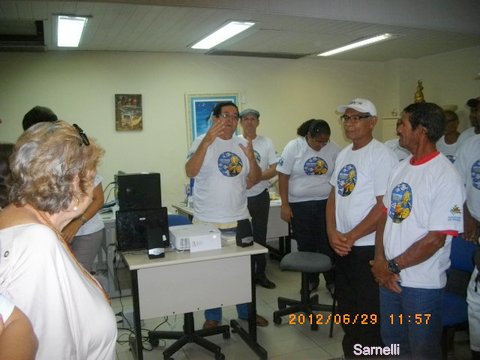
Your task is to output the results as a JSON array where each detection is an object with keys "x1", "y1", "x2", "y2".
[
  {"x1": 121, "y1": 243, "x2": 268, "y2": 360},
  {"x1": 172, "y1": 201, "x2": 291, "y2": 259}
]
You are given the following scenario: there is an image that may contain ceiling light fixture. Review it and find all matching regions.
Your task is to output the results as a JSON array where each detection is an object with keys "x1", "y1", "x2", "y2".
[
  {"x1": 318, "y1": 33, "x2": 394, "y2": 57},
  {"x1": 191, "y1": 21, "x2": 255, "y2": 50},
  {"x1": 57, "y1": 15, "x2": 88, "y2": 47}
]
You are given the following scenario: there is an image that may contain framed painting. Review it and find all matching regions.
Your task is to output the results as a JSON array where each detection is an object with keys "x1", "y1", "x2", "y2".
[
  {"x1": 115, "y1": 94, "x2": 143, "y2": 131},
  {"x1": 185, "y1": 93, "x2": 239, "y2": 146}
]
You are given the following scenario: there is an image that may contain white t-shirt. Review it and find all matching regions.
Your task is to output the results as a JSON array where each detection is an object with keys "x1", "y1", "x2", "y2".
[
  {"x1": 330, "y1": 139, "x2": 397, "y2": 246},
  {"x1": 457, "y1": 127, "x2": 476, "y2": 145},
  {"x1": 277, "y1": 137, "x2": 340, "y2": 202},
  {"x1": 239, "y1": 135, "x2": 277, "y2": 197},
  {"x1": 384, "y1": 138, "x2": 411, "y2": 162},
  {"x1": 436, "y1": 135, "x2": 458, "y2": 163},
  {"x1": 0, "y1": 224, "x2": 117, "y2": 360},
  {"x1": 455, "y1": 134, "x2": 480, "y2": 222},
  {"x1": 0, "y1": 294, "x2": 14, "y2": 323},
  {"x1": 76, "y1": 174, "x2": 105, "y2": 236},
  {"x1": 383, "y1": 153, "x2": 465, "y2": 288},
  {"x1": 187, "y1": 135, "x2": 250, "y2": 223}
]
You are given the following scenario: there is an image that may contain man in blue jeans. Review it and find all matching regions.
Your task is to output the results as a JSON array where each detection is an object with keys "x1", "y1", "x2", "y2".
[
  {"x1": 372, "y1": 102, "x2": 465, "y2": 359},
  {"x1": 185, "y1": 101, "x2": 268, "y2": 329}
]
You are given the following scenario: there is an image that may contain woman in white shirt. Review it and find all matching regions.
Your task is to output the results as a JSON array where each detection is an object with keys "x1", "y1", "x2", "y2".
[
  {"x1": 0, "y1": 121, "x2": 117, "y2": 360},
  {"x1": 277, "y1": 119, "x2": 340, "y2": 293}
]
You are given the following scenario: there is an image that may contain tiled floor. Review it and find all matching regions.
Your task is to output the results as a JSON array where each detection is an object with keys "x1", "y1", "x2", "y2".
[{"x1": 111, "y1": 255, "x2": 472, "y2": 360}]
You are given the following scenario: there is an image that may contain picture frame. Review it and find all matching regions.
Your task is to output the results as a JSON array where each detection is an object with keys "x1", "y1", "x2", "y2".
[
  {"x1": 185, "y1": 93, "x2": 239, "y2": 146},
  {"x1": 115, "y1": 94, "x2": 143, "y2": 131}
]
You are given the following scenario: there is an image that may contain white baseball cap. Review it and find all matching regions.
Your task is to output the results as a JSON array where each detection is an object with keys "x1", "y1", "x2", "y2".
[{"x1": 337, "y1": 98, "x2": 377, "y2": 116}]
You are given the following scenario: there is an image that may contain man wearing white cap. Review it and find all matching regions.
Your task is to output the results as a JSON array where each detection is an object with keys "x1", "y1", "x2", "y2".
[
  {"x1": 326, "y1": 98, "x2": 397, "y2": 358},
  {"x1": 239, "y1": 108, "x2": 278, "y2": 289}
]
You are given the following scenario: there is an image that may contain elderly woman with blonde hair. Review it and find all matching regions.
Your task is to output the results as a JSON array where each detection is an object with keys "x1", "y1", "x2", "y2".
[{"x1": 0, "y1": 121, "x2": 117, "y2": 360}]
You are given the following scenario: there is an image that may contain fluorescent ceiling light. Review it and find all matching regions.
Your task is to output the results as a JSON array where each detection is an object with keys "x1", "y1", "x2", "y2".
[
  {"x1": 191, "y1": 21, "x2": 255, "y2": 50},
  {"x1": 318, "y1": 33, "x2": 393, "y2": 57},
  {"x1": 57, "y1": 15, "x2": 88, "y2": 47}
]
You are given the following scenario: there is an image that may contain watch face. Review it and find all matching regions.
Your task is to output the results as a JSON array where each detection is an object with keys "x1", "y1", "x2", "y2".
[{"x1": 388, "y1": 260, "x2": 400, "y2": 274}]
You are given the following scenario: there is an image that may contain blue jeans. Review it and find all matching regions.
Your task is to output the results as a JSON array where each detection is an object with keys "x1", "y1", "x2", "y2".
[
  {"x1": 380, "y1": 286, "x2": 443, "y2": 359},
  {"x1": 205, "y1": 304, "x2": 249, "y2": 322}
]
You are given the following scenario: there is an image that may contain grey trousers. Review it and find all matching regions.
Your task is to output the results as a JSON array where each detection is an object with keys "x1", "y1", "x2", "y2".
[{"x1": 70, "y1": 228, "x2": 105, "y2": 273}]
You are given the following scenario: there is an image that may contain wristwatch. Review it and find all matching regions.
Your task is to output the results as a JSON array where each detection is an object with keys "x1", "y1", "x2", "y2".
[
  {"x1": 387, "y1": 259, "x2": 401, "y2": 274},
  {"x1": 79, "y1": 215, "x2": 88, "y2": 225}
]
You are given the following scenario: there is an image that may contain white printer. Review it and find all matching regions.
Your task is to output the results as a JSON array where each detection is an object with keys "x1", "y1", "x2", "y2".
[{"x1": 169, "y1": 223, "x2": 221, "y2": 252}]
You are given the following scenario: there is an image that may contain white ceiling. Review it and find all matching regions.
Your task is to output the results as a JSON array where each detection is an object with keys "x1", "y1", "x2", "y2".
[{"x1": 0, "y1": 0, "x2": 479, "y2": 61}]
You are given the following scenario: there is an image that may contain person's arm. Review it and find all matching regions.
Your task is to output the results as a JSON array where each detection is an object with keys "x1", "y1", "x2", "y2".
[
  {"x1": 62, "y1": 183, "x2": 104, "y2": 243},
  {"x1": 261, "y1": 163, "x2": 277, "y2": 181},
  {"x1": 463, "y1": 203, "x2": 480, "y2": 242},
  {"x1": 326, "y1": 187, "x2": 350, "y2": 256},
  {"x1": 278, "y1": 172, "x2": 293, "y2": 223},
  {"x1": 0, "y1": 307, "x2": 38, "y2": 360},
  {"x1": 394, "y1": 231, "x2": 448, "y2": 271},
  {"x1": 185, "y1": 120, "x2": 223, "y2": 177},
  {"x1": 371, "y1": 209, "x2": 401, "y2": 293},
  {"x1": 240, "y1": 137, "x2": 261, "y2": 189},
  {"x1": 343, "y1": 195, "x2": 385, "y2": 247}
]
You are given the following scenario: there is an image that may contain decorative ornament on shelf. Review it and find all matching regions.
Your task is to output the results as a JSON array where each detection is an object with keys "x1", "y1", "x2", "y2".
[{"x1": 414, "y1": 80, "x2": 425, "y2": 103}]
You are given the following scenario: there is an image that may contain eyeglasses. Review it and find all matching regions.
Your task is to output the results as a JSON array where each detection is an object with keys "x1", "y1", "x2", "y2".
[
  {"x1": 219, "y1": 113, "x2": 239, "y2": 121},
  {"x1": 340, "y1": 114, "x2": 372, "y2": 123},
  {"x1": 73, "y1": 124, "x2": 90, "y2": 146}
]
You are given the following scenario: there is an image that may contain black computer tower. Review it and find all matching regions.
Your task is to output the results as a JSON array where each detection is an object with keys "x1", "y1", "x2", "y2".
[{"x1": 116, "y1": 173, "x2": 162, "y2": 211}]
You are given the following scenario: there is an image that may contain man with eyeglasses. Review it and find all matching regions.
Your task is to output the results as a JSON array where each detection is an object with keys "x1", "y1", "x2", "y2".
[
  {"x1": 185, "y1": 101, "x2": 268, "y2": 329},
  {"x1": 239, "y1": 108, "x2": 278, "y2": 290},
  {"x1": 326, "y1": 98, "x2": 397, "y2": 358}
]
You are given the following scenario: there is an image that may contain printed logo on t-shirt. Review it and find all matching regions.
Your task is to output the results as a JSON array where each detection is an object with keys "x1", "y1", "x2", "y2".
[
  {"x1": 218, "y1": 151, "x2": 243, "y2": 177},
  {"x1": 304, "y1": 157, "x2": 328, "y2": 176},
  {"x1": 337, "y1": 164, "x2": 356, "y2": 197},
  {"x1": 389, "y1": 182, "x2": 412, "y2": 223},
  {"x1": 278, "y1": 157, "x2": 284, "y2": 166},
  {"x1": 254, "y1": 150, "x2": 261, "y2": 163},
  {"x1": 471, "y1": 159, "x2": 480, "y2": 190},
  {"x1": 446, "y1": 155, "x2": 456, "y2": 163}
]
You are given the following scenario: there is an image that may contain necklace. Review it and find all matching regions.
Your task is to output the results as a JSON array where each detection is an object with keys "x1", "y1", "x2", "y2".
[{"x1": 28, "y1": 205, "x2": 110, "y2": 303}]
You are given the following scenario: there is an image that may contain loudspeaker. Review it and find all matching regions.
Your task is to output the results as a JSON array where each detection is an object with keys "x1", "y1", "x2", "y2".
[
  {"x1": 116, "y1": 173, "x2": 162, "y2": 211},
  {"x1": 115, "y1": 208, "x2": 169, "y2": 252}
]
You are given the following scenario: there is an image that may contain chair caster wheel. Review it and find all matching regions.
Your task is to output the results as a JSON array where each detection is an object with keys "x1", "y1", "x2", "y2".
[
  {"x1": 273, "y1": 314, "x2": 282, "y2": 325},
  {"x1": 215, "y1": 352, "x2": 225, "y2": 360}
]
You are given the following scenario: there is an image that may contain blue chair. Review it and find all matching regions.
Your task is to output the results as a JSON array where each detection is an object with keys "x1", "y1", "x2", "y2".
[
  {"x1": 167, "y1": 214, "x2": 191, "y2": 226},
  {"x1": 442, "y1": 236, "x2": 477, "y2": 359}
]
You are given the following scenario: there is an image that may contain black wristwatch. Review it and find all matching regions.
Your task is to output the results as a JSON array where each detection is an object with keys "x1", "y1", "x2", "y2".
[{"x1": 387, "y1": 259, "x2": 401, "y2": 274}]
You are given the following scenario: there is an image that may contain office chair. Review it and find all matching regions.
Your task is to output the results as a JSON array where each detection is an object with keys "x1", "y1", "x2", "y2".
[
  {"x1": 148, "y1": 214, "x2": 230, "y2": 360},
  {"x1": 273, "y1": 251, "x2": 336, "y2": 335},
  {"x1": 441, "y1": 236, "x2": 477, "y2": 360}
]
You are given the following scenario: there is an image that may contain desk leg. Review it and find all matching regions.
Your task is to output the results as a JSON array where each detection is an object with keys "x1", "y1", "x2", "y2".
[
  {"x1": 130, "y1": 270, "x2": 143, "y2": 360},
  {"x1": 230, "y1": 255, "x2": 268, "y2": 359}
]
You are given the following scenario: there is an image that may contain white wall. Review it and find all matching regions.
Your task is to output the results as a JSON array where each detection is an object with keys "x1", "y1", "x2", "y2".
[{"x1": 0, "y1": 47, "x2": 478, "y2": 208}]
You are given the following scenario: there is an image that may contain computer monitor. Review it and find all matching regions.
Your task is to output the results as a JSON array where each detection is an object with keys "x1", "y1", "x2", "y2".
[{"x1": 115, "y1": 207, "x2": 169, "y2": 251}]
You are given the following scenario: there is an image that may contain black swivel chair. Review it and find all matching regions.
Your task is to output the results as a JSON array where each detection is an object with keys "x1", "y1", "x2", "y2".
[
  {"x1": 273, "y1": 251, "x2": 336, "y2": 335},
  {"x1": 147, "y1": 214, "x2": 230, "y2": 360}
]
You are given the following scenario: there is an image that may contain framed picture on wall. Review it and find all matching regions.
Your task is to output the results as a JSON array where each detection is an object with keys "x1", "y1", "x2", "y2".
[
  {"x1": 115, "y1": 94, "x2": 143, "y2": 131},
  {"x1": 185, "y1": 93, "x2": 239, "y2": 146}
]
